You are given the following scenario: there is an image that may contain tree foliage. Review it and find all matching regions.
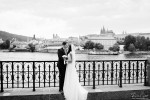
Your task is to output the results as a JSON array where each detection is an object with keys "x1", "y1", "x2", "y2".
[
  {"x1": 84, "y1": 41, "x2": 104, "y2": 50},
  {"x1": 124, "y1": 35, "x2": 136, "y2": 51},
  {"x1": 109, "y1": 43, "x2": 120, "y2": 52},
  {"x1": 94, "y1": 43, "x2": 104, "y2": 50},
  {"x1": 0, "y1": 39, "x2": 10, "y2": 49},
  {"x1": 28, "y1": 43, "x2": 35, "y2": 52},
  {"x1": 124, "y1": 35, "x2": 150, "y2": 51},
  {"x1": 84, "y1": 41, "x2": 95, "y2": 49},
  {"x1": 128, "y1": 43, "x2": 136, "y2": 52},
  {"x1": 0, "y1": 30, "x2": 32, "y2": 41}
]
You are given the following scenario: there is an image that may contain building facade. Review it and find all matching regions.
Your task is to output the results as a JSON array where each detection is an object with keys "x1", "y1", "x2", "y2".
[
  {"x1": 79, "y1": 27, "x2": 117, "y2": 50},
  {"x1": 0, "y1": 38, "x2": 3, "y2": 44},
  {"x1": 100, "y1": 26, "x2": 115, "y2": 37},
  {"x1": 115, "y1": 32, "x2": 150, "y2": 42},
  {"x1": 87, "y1": 36, "x2": 117, "y2": 50}
]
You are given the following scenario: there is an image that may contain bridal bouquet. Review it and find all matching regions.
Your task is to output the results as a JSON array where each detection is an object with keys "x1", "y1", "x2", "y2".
[
  {"x1": 62, "y1": 55, "x2": 68, "y2": 64},
  {"x1": 62, "y1": 55, "x2": 68, "y2": 59}
]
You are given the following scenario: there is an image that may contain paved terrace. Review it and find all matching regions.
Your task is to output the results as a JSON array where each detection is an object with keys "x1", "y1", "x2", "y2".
[{"x1": 0, "y1": 84, "x2": 150, "y2": 100}]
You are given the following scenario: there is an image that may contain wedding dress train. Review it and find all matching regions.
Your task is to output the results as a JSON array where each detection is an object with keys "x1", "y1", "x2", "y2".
[{"x1": 63, "y1": 45, "x2": 88, "y2": 100}]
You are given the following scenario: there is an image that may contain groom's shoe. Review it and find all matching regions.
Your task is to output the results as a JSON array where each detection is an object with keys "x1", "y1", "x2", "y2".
[
  {"x1": 59, "y1": 91, "x2": 65, "y2": 99},
  {"x1": 59, "y1": 90, "x2": 63, "y2": 94}
]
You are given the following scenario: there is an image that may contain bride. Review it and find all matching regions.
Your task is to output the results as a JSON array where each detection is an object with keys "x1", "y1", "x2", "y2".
[{"x1": 63, "y1": 44, "x2": 88, "y2": 100}]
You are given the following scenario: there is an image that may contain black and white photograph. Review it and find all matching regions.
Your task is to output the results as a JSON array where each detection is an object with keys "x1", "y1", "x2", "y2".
[{"x1": 0, "y1": 0, "x2": 150, "y2": 100}]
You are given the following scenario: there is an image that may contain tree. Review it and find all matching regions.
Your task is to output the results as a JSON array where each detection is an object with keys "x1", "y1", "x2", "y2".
[
  {"x1": 135, "y1": 36, "x2": 149, "y2": 51},
  {"x1": 135, "y1": 36, "x2": 142, "y2": 50},
  {"x1": 109, "y1": 47, "x2": 113, "y2": 51},
  {"x1": 140, "y1": 36, "x2": 147, "y2": 50},
  {"x1": 117, "y1": 41, "x2": 124, "y2": 45},
  {"x1": 148, "y1": 46, "x2": 150, "y2": 51},
  {"x1": 94, "y1": 43, "x2": 104, "y2": 50},
  {"x1": 84, "y1": 41, "x2": 95, "y2": 49},
  {"x1": 28, "y1": 43, "x2": 35, "y2": 52},
  {"x1": 109, "y1": 43, "x2": 120, "y2": 52},
  {"x1": 124, "y1": 35, "x2": 136, "y2": 51},
  {"x1": 113, "y1": 43, "x2": 120, "y2": 51},
  {"x1": 5, "y1": 40, "x2": 10, "y2": 49},
  {"x1": 0, "y1": 39, "x2": 10, "y2": 49},
  {"x1": 128, "y1": 43, "x2": 136, "y2": 52},
  {"x1": 146, "y1": 38, "x2": 150, "y2": 50}
]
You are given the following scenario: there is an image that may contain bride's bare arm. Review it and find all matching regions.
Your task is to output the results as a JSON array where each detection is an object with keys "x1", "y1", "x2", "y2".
[{"x1": 67, "y1": 53, "x2": 72, "y2": 63}]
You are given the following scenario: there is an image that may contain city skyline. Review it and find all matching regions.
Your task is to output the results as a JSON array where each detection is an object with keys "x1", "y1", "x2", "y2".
[{"x1": 0, "y1": 0, "x2": 150, "y2": 39}]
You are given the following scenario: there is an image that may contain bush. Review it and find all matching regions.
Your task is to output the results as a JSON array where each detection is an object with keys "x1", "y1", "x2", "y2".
[
  {"x1": 109, "y1": 43, "x2": 120, "y2": 52},
  {"x1": 84, "y1": 41, "x2": 95, "y2": 49},
  {"x1": 28, "y1": 43, "x2": 35, "y2": 52},
  {"x1": 0, "y1": 39, "x2": 10, "y2": 49},
  {"x1": 84, "y1": 41, "x2": 104, "y2": 50},
  {"x1": 128, "y1": 43, "x2": 136, "y2": 52},
  {"x1": 94, "y1": 43, "x2": 104, "y2": 50}
]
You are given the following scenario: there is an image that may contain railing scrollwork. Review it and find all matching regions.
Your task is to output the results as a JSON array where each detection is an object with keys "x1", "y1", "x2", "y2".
[{"x1": 0, "y1": 60, "x2": 147, "y2": 92}]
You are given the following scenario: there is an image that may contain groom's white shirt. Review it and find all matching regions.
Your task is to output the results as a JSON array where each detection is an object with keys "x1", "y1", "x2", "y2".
[{"x1": 63, "y1": 47, "x2": 68, "y2": 64}]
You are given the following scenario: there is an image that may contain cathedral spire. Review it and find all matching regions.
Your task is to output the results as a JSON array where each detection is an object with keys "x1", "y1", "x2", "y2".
[{"x1": 33, "y1": 34, "x2": 36, "y2": 40}]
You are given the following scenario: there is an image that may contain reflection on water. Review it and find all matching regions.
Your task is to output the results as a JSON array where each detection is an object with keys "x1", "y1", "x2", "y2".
[
  {"x1": 124, "y1": 53, "x2": 147, "y2": 59},
  {"x1": 0, "y1": 51, "x2": 148, "y2": 61},
  {"x1": 86, "y1": 53, "x2": 147, "y2": 60}
]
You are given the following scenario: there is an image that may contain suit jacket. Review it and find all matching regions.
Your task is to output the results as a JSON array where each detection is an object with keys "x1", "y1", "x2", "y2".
[{"x1": 57, "y1": 47, "x2": 68, "y2": 68}]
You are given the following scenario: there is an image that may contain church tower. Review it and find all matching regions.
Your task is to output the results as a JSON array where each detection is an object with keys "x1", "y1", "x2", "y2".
[
  {"x1": 33, "y1": 34, "x2": 36, "y2": 40},
  {"x1": 100, "y1": 26, "x2": 106, "y2": 34}
]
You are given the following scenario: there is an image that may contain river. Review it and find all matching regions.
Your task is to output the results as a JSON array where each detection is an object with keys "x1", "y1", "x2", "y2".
[{"x1": 0, "y1": 51, "x2": 148, "y2": 61}]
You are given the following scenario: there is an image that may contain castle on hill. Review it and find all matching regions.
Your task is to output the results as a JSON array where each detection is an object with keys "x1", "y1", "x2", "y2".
[{"x1": 100, "y1": 26, "x2": 115, "y2": 37}]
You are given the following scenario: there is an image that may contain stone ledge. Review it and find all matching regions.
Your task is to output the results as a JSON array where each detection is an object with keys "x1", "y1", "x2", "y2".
[
  {"x1": 0, "y1": 89, "x2": 150, "y2": 100},
  {"x1": 0, "y1": 94, "x2": 64, "y2": 100},
  {"x1": 1, "y1": 84, "x2": 150, "y2": 100},
  {"x1": 88, "y1": 89, "x2": 150, "y2": 100}
]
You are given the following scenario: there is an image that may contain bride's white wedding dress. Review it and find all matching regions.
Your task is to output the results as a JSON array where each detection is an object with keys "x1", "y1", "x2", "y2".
[{"x1": 63, "y1": 45, "x2": 88, "y2": 100}]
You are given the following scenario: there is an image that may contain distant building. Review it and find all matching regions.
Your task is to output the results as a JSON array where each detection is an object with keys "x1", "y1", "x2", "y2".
[
  {"x1": 68, "y1": 37, "x2": 80, "y2": 45},
  {"x1": 10, "y1": 38, "x2": 28, "y2": 49},
  {"x1": 115, "y1": 32, "x2": 150, "y2": 42},
  {"x1": 131, "y1": 33, "x2": 150, "y2": 38},
  {"x1": 42, "y1": 34, "x2": 80, "y2": 46},
  {"x1": 100, "y1": 26, "x2": 115, "y2": 37},
  {"x1": 33, "y1": 34, "x2": 36, "y2": 40},
  {"x1": 79, "y1": 27, "x2": 117, "y2": 49},
  {"x1": 0, "y1": 38, "x2": 3, "y2": 44},
  {"x1": 41, "y1": 34, "x2": 67, "y2": 47},
  {"x1": 85, "y1": 34, "x2": 100, "y2": 37},
  {"x1": 40, "y1": 36, "x2": 81, "y2": 52},
  {"x1": 87, "y1": 36, "x2": 117, "y2": 50},
  {"x1": 29, "y1": 34, "x2": 39, "y2": 45},
  {"x1": 114, "y1": 31, "x2": 127, "y2": 42},
  {"x1": 53, "y1": 34, "x2": 60, "y2": 39}
]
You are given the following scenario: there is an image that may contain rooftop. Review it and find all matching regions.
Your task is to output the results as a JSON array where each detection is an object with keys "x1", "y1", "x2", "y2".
[{"x1": 88, "y1": 36, "x2": 116, "y2": 40}]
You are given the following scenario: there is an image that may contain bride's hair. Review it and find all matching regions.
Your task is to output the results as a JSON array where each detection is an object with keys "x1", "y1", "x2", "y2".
[{"x1": 68, "y1": 45, "x2": 72, "y2": 54}]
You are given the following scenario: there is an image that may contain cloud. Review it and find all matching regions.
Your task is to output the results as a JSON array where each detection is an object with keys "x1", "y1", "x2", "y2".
[
  {"x1": 0, "y1": 10, "x2": 70, "y2": 38},
  {"x1": 0, "y1": 0, "x2": 150, "y2": 38}
]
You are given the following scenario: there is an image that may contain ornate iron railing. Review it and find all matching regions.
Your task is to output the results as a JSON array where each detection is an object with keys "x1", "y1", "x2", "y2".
[{"x1": 0, "y1": 60, "x2": 147, "y2": 92}]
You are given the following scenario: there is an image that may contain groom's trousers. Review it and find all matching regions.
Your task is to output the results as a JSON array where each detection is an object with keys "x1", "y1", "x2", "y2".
[{"x1": 58, "y1": 65, "x2": 66, "y2": 91}]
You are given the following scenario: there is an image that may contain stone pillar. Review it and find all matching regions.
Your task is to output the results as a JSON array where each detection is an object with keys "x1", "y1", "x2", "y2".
[{"x1": 146, "y1": 57, "x2": 150, "y2": 86}]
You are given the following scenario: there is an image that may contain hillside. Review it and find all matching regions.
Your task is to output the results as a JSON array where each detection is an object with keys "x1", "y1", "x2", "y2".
[{"x1": 0, "y1": 30, "x2": 32, "y2": 41}]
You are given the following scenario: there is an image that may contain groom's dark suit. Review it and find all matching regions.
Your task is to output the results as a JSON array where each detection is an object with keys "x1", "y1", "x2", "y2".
[{"x1": 57, "y1": 47, "x2": 68, "y2": 91}]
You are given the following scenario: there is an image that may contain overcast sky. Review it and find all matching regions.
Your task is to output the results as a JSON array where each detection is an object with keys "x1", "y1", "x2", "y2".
[{"x1": 0, "y1": 0, "x2": 150, "y2": 39}]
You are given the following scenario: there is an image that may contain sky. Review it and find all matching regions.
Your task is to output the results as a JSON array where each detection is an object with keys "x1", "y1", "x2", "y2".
[{"x1": 0, "y1": 0, "x2": 150, "y2": 39}]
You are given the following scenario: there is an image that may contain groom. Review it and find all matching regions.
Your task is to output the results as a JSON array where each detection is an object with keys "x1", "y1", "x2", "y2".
[{"x1": 57, "y1": 41, "x2": 69, "y2": 93}]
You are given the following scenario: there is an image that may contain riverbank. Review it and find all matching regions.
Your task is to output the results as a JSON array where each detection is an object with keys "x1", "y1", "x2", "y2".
[
  {"x1": 0, "y1": 49, "x2": 9, "y2": 52},
  {"x1": 1, "y1": 48, "x2": 150, "y2": 55},
  {"x1": 123, "y1": 51, "x2": 150, "y2": 55},
  {"x1": 0, "y1": 50, "x2": 148, "y2": 61}
]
